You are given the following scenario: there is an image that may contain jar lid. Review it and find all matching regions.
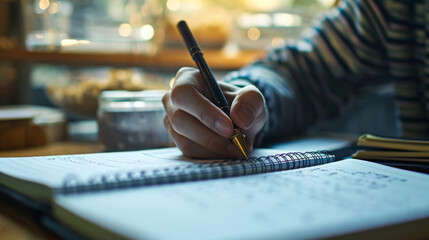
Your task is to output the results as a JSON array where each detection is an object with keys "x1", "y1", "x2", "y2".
[
  {"x1": 99, "y1": 90, "x2": 167, "y2": 112},
  {"x1": 100, "y1": 90, "x2": 166, "y2": 102}
]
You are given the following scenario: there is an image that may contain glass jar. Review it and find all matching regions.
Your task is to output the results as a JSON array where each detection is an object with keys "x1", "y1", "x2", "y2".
[{"x1": 97, "y1": 90, "x2": 172, "y2": 151}]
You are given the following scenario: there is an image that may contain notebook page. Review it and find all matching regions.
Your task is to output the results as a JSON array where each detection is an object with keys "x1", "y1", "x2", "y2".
[
  {"x1": 54, "y1": 159, "x2": 429, "y2": 240},
  {"x1": 0, "y1": 148, "x2": 282, "y2": 190}
]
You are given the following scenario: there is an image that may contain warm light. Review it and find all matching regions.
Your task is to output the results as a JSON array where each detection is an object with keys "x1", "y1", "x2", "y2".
[
  {"x1": 140, "y1": 25, "x2": 154, "y2": 40},
  {"x1": 238, "y1": 14, "x2": 253, "y2": 28},
  {"x1": 223, "y1": 43, "x2": 240, "y2": 58},
  {"x1": 118, "y1": 23, "x2": 132, "y2": 37},
  {"x1": 125, "y1": 1, "x2": 136, "y2": 14},
  {"x1": 60, "y1": 39, "x2": 91, "y2": 47},
  {"x1": 166, "y1": 0, "x2": 181, "y2": 11},
  {"x1": 129, "y1": 13, "x2": 142, "y2": 27},
  {"x1": 131, "y1": 74, "x2": 143, "y2": 85},
  {"x1": 247, "y1": 27, "x2": 261, "y2": 41},
  {"x1": 169, "y1": 78, "x2": 175, "y2": 88},
  {"x1": 39, "y1": 0, "x2": 50, "y2": 10},
  {"x1": 244, "y1": 0, "x2": 281, "y2": 11},
  {"x1": 238, "y1": 13, "x2": 271, "y2": 28},
  {"x1": 271, "y1": 37, "x2": 285, "y2": 47},
  {"x1": 182, "y1": 0, "x2": 202, "y2": 11},
  {"x1": 61, "y1": 39, "x2": 78, "y2": 47},
  {"x1": 49, "y1": 2, "x2": 60, "y2": 14},
  {"x1": 78, "y1": 40, "x2": 91, "y2": 45},
  {"x1": 318, "y1": 0, "x2": 336, "y2": 8},
  {"x1": 254, "y1": 14, "x2": 271, "y2": 27},
  {"x1": 35, "y1": 34, "x2": 44, "y2": 39},
  {"x1": 273, "y1": 13, "x2": 302, "y2": 27}
]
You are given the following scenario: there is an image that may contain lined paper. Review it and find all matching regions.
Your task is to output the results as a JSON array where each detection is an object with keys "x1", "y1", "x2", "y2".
[
  {"x1": 0, "y1": 148, "x2": 282, "y2": 189},
  {"x1": 54, "y1": 159, "x2": 429, "y2": 240},
  {"x1": 0, "y1": 148, "x2": 188, "y2": 189}
]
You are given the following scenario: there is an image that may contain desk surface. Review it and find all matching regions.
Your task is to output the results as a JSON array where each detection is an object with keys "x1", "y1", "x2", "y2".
[
  {"x1": 0, "y1": 136, "x2": 426, "y2": 239},
  {"x1": 0, "y1": 141, "x2": 103, "y2": 239}
]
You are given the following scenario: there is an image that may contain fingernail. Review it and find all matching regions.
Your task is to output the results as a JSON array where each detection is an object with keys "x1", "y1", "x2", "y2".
[
  {"x1": 237, "y1": 106, "x2": 254, "y2": 128},
  {"x1": 214, "y1": 118, "x2": 230, "y2": 136}
]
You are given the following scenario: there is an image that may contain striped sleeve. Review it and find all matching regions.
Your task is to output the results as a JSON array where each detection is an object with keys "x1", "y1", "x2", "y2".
[{"x1": 224, "y1": 0, "x2": 392, "y2": 143}]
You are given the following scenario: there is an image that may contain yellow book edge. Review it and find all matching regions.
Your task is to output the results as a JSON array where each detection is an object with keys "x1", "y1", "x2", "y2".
[{"x1": 357, "y1": 134, "x2": 429, "y2": 152}]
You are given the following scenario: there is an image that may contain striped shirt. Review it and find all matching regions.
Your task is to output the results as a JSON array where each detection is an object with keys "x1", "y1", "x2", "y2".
[{"x1": 224, "y1": 0, "x2": 429, "y2": 142}]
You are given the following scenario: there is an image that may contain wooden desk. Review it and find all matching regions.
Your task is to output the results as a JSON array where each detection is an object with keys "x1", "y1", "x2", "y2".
[
  {"x1": 0, "y1": 141, "x2": 104, "y2": 158},
  {"x1": 0, "y1": 202, "x2": 59, "y2": 240},
  {"x1": 0, "y1": 141, "x2": 103, "y2": 239},
  {"x1": 0, "y1": 49, "x2": 263, "y2": 70}
]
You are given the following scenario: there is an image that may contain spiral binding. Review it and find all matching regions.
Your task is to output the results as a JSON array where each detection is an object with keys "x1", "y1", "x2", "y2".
[{"x1": 58, "y1": 151, "x2": 334, "y2": 195}]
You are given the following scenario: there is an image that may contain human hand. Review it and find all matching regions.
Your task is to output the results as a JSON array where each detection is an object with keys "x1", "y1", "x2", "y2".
[{"x1": 162, "y1": 67, "x2": 267, "y2": 159}]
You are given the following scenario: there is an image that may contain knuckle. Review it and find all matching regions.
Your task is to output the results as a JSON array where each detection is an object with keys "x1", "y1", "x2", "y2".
[
  {"x1": 176, "y1": 67, "x2": 195, "y2": 76},
  {"x1": 175, "y1": 67, "x2": 199, "y2": 84},
  {"x1": 162, "y1": 91, "x2": 170, "y2": 106},
  {"x1": 199, "y1": 108, "x2": 209, "y2": 122},
  {"x1": 199, "y1": 107, "x2": 216, "y2": 126},
  {"x1": 240, "y1": 88, "x2": 265, "y2": 113},
  {"x1": 163, "y1": 115, "x2": 169, "y2": 128},
  {"x1": 169, "y1": 110, "x2": 186, "y2": 133},
  {"x1": 175, "y1": 67, "x2": 188, "y2": 80},
  {"x1": 170, "y1": 84, "x2": 190, "y2": 106},
  {"x1": 246, "y1": 89, "x2": 264, "y2": 104}
]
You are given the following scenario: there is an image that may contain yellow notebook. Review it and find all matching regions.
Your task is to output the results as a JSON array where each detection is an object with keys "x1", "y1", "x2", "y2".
[{"x1": 352, "y1": 134, "x2": 429, "y2": 163}]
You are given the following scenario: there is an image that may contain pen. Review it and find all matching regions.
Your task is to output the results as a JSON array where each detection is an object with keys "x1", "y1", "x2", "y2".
[{"x1": 177, "y1": 20, "x2": 248, "y2": 158}]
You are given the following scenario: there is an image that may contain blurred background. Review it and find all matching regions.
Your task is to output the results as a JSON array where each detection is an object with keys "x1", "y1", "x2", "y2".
[
  {"x1": 8, "y1": 0, "x2": 395, "y2": 153},
  {"x1": 0, "y1": 0, "x2": 336, "y2": 108}
]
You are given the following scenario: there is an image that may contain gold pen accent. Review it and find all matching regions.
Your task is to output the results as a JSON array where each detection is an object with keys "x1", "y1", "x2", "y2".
[{"x1": 230, "y1": 128, "x2": 248, "y2": 159}]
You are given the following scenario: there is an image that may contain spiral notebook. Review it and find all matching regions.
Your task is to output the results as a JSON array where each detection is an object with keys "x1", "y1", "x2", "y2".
[
  {"x1": 1, "y1": 147, "x2": 429, "y2": 240},
  {"x1": 0, "y1": 147, "x2": 334, "y2": 203}
]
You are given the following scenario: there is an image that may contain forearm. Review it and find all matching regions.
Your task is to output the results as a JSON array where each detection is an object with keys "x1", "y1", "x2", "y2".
[
  {"x1": 224, "y1": 0, "x2": 392, "y2": 144},
  {"x1": 224, "y1": 60, "x2": 335, "y2": 143}
]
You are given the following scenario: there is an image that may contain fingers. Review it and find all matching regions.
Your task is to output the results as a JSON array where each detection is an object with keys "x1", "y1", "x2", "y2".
[
  {"x1": 163, "y1": 114, "x2": 243, "y2": 159},
  {"x1": 170, "y1": 68, "x2": 234, "y2": 138},
  {"x1": 163, "y1": 85, "x2": 243, "y2": 158},
  {"x1": 230, "y1": 85, "x2": 267, "y2": 147},
  {"x1": 173, "y1": 67, "x2": 209, "y2": 96},
  {"x1": 163, "y1": 67, "x2": 267, "y2": 159}
]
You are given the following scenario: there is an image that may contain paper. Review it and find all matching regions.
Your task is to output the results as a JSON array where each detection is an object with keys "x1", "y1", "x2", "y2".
[
  {"x1": 0, "y1": 148, "x2": 282, "y2": 189},
  {"x1": 54, "y1": 159, "x2": 429, "y2": 240}
]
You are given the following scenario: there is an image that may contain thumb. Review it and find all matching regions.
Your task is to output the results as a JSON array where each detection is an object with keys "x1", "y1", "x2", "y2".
[{"x1": 230, "y1": 85, "x2": 266, "y2": 130}]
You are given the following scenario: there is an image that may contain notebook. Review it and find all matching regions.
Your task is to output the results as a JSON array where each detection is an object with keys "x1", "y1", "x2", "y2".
[
  {"x1": 1, "y1": 147, "x2": 429, "y2": 239},
  {"x1": 52, "y1": 159, "x2": 429, "y2": 240},
  {"x1": 352, "y1": 134, "x2": 429, "y2": 172},
  {"x1": 0, "y1": 148, "x2": 332, "y2": 203},
  {"x1": 355, "y1": 134, "x2": 429, "y2": 152}
]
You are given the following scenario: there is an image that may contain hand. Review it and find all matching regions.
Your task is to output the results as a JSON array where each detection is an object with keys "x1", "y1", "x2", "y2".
[{"x1": 162, "y1": 67, "x2": 267, "y2": 159}]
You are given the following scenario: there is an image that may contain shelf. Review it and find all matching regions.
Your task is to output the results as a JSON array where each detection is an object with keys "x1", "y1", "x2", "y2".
[{"x1": 0, "y1": 49, "x2": 263, "y2": 70}]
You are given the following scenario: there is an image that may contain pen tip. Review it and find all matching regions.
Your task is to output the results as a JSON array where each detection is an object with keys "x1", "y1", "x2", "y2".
[{"x1": 230, "y1": 129, "x2": 248, "y2": 159}]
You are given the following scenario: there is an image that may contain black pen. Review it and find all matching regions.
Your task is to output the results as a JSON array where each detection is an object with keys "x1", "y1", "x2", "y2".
[{"x1": 177, "y1": 20, "x2": 248, "y2": 158}]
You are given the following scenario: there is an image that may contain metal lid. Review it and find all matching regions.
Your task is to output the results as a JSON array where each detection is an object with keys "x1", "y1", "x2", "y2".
[{"x1": 98, "y1": 90, "x2": 167, "y2": 112}]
